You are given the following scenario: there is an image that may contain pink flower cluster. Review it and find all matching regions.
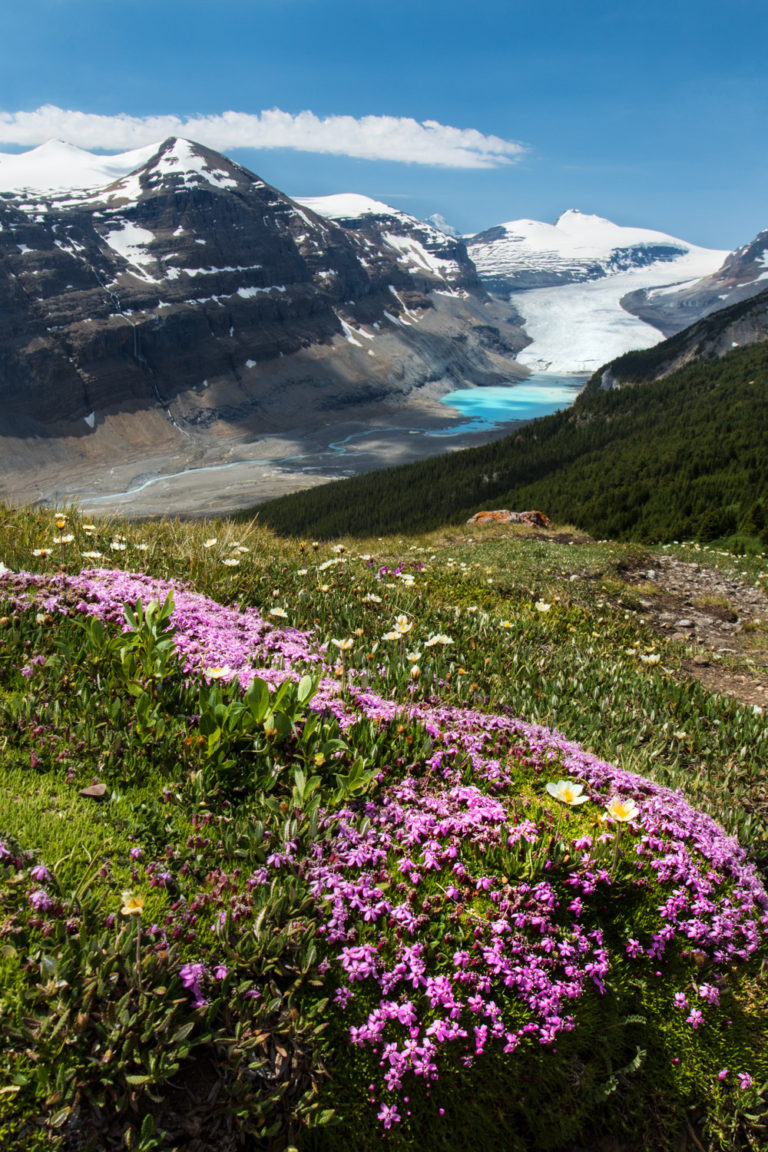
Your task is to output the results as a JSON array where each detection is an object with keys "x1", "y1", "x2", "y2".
[{"x1": 3, "y1": 566, "x2": 767, "y2": 1121}]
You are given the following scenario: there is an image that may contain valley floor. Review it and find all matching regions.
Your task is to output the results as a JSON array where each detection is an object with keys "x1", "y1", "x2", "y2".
[{"x1": 0, "y1": 405, "x2": 527, "y2": 518}]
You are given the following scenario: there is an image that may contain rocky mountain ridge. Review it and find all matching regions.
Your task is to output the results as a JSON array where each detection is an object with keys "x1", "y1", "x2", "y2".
[
  {"x1": 620, "y1": 227, "x2": 768, "y2": 336},
  {"x1": 596, "y1": 284, "x2": 768, "y2": 388},
  {"x1": 1, "y1": 137, "x2": 764, "y2": 511}
]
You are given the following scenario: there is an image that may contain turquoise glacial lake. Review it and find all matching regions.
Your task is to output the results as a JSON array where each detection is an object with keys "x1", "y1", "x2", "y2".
[{"x1": 436, "y1": 374, "x2": 586, "y2": 433}]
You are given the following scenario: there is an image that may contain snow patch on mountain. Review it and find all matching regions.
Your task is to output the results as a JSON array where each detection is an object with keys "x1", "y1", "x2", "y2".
[
  {"x1": 146, "y1": 138, "x2": 240, "y2": 190},
  {"x1": 380, "y1": 230, "x2": 456, "y2": 276},
  {"x1": 296, "y1": 192, "x2": 473, "y2": 288},
  {"x1": 100, "y1": 221, "x2": 159, "y2": 278}
]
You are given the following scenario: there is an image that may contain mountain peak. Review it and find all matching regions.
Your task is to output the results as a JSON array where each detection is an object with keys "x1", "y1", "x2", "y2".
[
  {"x1": 137, "y1": 137, "x2": 247, "y2": 193},
  {"x1": 555, "y1": 208, "x2": 625, "y2": 233}
]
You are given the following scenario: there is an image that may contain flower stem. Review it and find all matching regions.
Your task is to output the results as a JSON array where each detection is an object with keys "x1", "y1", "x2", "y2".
[
  {"x1": 610, "y1": 825, "x2": 622, "y2": 879},
  {"x1": 135, "y1": 919, "x2": 142, "y2": 990}
]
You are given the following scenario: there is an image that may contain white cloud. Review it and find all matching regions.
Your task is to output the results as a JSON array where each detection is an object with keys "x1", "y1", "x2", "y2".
[{"x1": 0, "y1": 105, "x2": 525, "y2": 169}]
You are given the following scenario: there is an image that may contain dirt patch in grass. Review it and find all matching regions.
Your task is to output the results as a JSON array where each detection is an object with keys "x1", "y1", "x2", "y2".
[{"x1": 619, "y1": 554, "x2": 768, "y2": 710}]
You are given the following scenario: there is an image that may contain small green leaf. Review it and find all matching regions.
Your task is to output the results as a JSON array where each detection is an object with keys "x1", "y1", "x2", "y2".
[
  {"x1": 297, "y1": 675, "x2": 316, "y2": 705},
  {"x1": 140, "y1": 1114, "x2": 157, "y2": 1139},
  {"x1": 171, "y1": 1021, "x2": 195, "y2": 1044}
]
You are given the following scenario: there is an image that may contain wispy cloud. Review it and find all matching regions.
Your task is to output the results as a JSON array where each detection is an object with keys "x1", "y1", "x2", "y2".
[{"x1": 0, "y1": 105, "x2": 525, "y2": 169}]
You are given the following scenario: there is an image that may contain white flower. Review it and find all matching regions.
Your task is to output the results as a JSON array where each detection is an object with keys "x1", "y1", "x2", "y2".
[
  {"x1": 394, "y1": 614, "x2": 413, "y2": 635},
  {"x1": 222, "y1": 557, "x2": 240, "y2": 567},
  {"x1": 297, "y1": 568, "x2": 308, "y2": 576},
  {"x1": 331, "y1": 637, "x2": 354, "y2": 651},
  {"x1": 32, "y1": 548, "x2": 51, "y2": 557},
  {"x1": 269, "y1": 607, "x2": 288, "y2": 618},
  {"x1": 499, "y1": 620, "x2": 512, "y2": 629},
  {"x1": 605, "y1": 797, "x2": 640, "y2": 823},
  {"x1": 82, "y1": 523, "x2": 96, "y2": 531},
  {"x1": 53, "y1": 534, "x2": 74, "y2": 544},
  {"x1": 204, "y1": 664, "x2": 232, "y2": 680},
  {"x1": 203, "y1": 538, "x2": 218, "y2": 548},
  {"x1": 135, "y1": 543, "x2": 149, "y2": 551},
  {"x1": 81, "y1": 551, "x2": 103, "y2": 559},
  {"x1": 331, "y1": 544, "x2": 345, "y2": 554},
  {"x1": 640, "y1": 653, "x2": 661, "y2": 665},
  {"x1": 406, "y1": 651, "x2": 421, "y2": 662},
  {"x1": 362, "y1": 593, "x2": 382, "y2": 603},
  {"x1": 110, "y1": 542, "x2": 126, "y2": 551},
  {"x1": 535, "y1": 601, "x2": 551, "y2": 613},
  {"x1": 546, "y1": 780, "x2": 589, "y2": 806},
  {"x1": 120, "y1": 891, "x2": 145, "y2": 917},
  {"x1": 382, "y1": 630, "x2": 400, "y2": 642},
  {"x1": 410, "y1": 665, "x2": 421, "y2": 680},
  {"x1": 424, "y1": 633, "x2": 453, "y2": 647}
]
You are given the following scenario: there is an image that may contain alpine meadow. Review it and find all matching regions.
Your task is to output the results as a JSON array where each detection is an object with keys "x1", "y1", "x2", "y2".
[{"x1": 2, "y1": 2, "x2": 768, "y2": 1148}]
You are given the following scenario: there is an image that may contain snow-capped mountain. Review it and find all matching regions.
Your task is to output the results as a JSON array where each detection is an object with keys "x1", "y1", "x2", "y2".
[
  {"x1": 0, "y1": 138, "x2": 161, "y2": 192},
  {"x1": 466, "y1": 209, "x2": 727, "y2": 375},
  {"x1": 0, "y1": 138, "x2": 526, "y2": 504},
  {"x1": 621, "y1": 227, "x2": 768, "y2": 336},
  {"x1": 467, "y1": 209, "x2": 718, "y2": 290}
]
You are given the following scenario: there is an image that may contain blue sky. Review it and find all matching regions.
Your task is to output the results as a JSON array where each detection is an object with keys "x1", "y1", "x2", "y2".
[{"x1": 1, "y1": 0, "x2": 766, "y2": 248}]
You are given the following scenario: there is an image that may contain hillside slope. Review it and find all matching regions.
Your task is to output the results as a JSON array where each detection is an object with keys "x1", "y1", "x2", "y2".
[
  {"x1": 256, "y1": 340, "x2": 768, "y2": 543},
  {"x1": 596, "y1": 284, "x2": 768, "y2": 387}
]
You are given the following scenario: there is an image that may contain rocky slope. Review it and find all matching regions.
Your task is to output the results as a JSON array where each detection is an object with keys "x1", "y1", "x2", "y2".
[
  {"x1": 620, "y1": 226, "x2": 768, "y2": 336},
  {"x1": 295, "y1": 193, "x2": 480, "y2": 293},
  {"x1": 0, "y1": 139, "x2": 527, "y2": 505}
]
